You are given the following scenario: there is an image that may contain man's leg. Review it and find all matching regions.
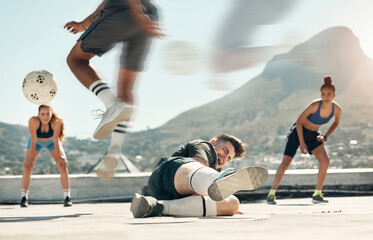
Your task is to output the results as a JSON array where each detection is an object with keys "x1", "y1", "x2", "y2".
[
  {"x1": 117, "y1": 69, "x2": 138, "y2": 105},
  {"x1": 95, "y1": 68, "x2": 137, "y2": 179},
  {"x1": 161, "y1": 195, "x2": 240, "y2": 217},
  {"x1": 96, "y1": 121, "x2": 129, "y2": 180},
  {"x1": 67, "y1": 41, "x2": 133, "y2": 139},
  {"x1": 174, "y1": 162, "x2": 268, "y2": 201},
  {"x1": 66, "y1": 41, "x2": 101, "y2": 89},
  {"x1": 130, "y1": 193, "x2": 240, "y2": 218}
]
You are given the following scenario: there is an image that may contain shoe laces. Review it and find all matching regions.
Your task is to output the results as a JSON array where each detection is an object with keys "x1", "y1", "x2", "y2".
[
  {"x1": 314, "y1": 192, "x2": 325, "y2": 199},
  {"x1": 91, "y1": 109, "x2": 105, "y2": 119},
  {"x1": 268, "y1": 194, "x2": 276, "y2": 200}
]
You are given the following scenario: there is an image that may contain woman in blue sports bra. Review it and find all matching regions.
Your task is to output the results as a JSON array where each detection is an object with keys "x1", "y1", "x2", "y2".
[
  {"x1": 267, "y1": 76, "x2": 342, "y2": 204},
  {"x1": 21, "y1": 105, "x2": 72, "y2": 208}
]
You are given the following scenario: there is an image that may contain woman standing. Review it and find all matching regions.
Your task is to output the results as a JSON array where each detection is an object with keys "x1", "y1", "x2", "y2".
[
  {"x1": 267, "y1": 76, "x2": 342, "y2": 204},
  {"x1": 21, "y1": 105, "x2": 72, "y2": 207}
]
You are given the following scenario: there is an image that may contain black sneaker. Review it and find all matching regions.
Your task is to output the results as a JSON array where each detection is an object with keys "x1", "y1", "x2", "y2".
[
  {"x1": 312, "y1": 193, "x2": 329, "y2": 203},
  {"x1": 64, "y1": 197, "x2": 73, "y2": 207},
  {"x1": 267, "y1": 194, "x2": 277, "y2": 205},
  {"x1": 130, "y1": 193, "x2": 164, "y2": 218},
  {"x1": 20, "y1": 197, "x2": 28, "y2": 208}
]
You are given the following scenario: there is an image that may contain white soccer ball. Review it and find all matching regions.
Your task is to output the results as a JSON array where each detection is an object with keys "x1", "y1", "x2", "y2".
[{"x1": 22, "y1": 70, "x2": 57, "y2": 105}]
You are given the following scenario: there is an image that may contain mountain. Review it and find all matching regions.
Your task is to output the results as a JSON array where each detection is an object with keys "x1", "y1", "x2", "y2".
[
  {"x1": 1, "y1": 26, "x2": 372, "y2": 173},
  {"x1": 122, "y1": 26, "x2": 373, "y2": 166}
]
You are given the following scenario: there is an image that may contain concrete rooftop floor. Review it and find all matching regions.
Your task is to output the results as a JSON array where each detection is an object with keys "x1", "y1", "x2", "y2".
[{"x1": 1, "y1": 196, "x2": 372, "y2": 240}]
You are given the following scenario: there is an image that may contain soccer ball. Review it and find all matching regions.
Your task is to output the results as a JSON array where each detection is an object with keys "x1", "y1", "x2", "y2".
[{"x1": 22, "y1": 70, "x2": 57, "y2": 105}]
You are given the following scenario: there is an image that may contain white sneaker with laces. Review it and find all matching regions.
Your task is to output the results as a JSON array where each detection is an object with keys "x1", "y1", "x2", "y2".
[
  {"x1": 93, "y1": 101, "x2": 133, "y2": 140},
  {"x1": 96, "y1": 153, "x2": 119, "y2": 180}
]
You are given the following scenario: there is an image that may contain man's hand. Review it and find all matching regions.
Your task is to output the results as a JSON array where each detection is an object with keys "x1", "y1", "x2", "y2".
[
  {"x1": 133, "y1": 13, "x2": 165, "y2": 38},
  {"x1": 64, "y1": 21, "x2": 85, "y2": 34}
]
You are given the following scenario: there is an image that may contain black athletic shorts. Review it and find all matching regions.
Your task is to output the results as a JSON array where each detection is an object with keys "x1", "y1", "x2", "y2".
[
  {"x1": 148, "y1": 156, "x2": 196, "y2": 200},
  {"x1": 78, "y1": 7, "x2": 157, "y2": 71},
  {"x1": 284, "y1": 124, "x2": 323, "y2": 157}
]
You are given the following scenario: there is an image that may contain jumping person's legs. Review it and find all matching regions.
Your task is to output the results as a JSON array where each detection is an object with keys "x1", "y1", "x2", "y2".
[
  {"x1": 66, "y1": 41, "x2": 100, "y2": 89},
  {"x1": 96, "y1": 120, "x2": 129, "y2": 180},
  {"x1": 67, "y1": 41, "x2": 133, "y2": 140}
]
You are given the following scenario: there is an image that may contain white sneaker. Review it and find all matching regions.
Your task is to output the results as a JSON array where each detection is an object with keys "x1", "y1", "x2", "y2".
[
  {"x1": 207, "y1": 166, "x2": 269, "y2": 201},
  {"x1": 93, "y1": 101, "x2": 133, "y2": 140},
  {"x1": 96, "y1": 154, "x2": 119, "y2": 181}
]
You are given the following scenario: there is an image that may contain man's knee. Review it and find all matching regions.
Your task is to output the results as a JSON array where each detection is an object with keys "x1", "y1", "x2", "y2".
[{"x1": 217, "y1": 195, "x2": 240, "y2": 216}]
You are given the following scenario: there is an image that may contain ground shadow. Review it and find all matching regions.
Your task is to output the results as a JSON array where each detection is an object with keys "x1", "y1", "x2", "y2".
[
  {"x1": 277, "y1": 203, "x2": 314, "y2": 206},
  {"x1": 0, "y1": 213, "x2": 92, "y2": 223},
  {"x1": 128, "y1": 221, "x2": 193, "y2": 225}
]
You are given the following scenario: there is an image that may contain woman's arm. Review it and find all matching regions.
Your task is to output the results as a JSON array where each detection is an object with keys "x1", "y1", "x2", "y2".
[
  {"x1": 321, "y1": 104, "x2": 342, "y2": 142},
  {"x1": 28, "y1": 118, "x2": 38, "y2": 160},
  {"x1": 296, "y1": 102, "x2": 318, "y2": 154},
  {"x1": 64, "y1": 0, "x2": 106, "y2": 34},
  {"x1": 52, "y1": 120, "x2": 68, "y2": 168}
]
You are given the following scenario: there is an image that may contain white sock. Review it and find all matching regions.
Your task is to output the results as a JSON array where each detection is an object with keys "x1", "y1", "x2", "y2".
[
  {"x1": 89, "y1": 80, "x2": 117, "y2": 108},
  {"x1": 21, "y1": 189, "x2": 29, "y2": 199},
  {"x1": 160, "y1": 196, "x2": 217, "y2": 217},
  {"x1": 63, "y1": 189, "x2": 71, "y2": 198},
  {"x1": 188, "y1": 167, "x2": 221, "y2": 195},
  {"x1": 107, "y1": 121, "x2": 128, "y2": 153}
]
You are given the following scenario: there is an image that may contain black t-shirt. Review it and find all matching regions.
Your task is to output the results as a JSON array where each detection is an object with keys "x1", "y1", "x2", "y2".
[{"x1": 172, "y1": 139, "x2": 218, "y2": 168}]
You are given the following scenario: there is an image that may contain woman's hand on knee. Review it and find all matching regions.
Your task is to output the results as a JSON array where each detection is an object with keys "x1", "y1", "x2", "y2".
[{"x1": 58, "y1": 157, "x2": 68, "y2": 168}]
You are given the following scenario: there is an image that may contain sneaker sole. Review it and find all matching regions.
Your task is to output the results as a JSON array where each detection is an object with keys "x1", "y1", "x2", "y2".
[
  {"x1": 130, "y1": 193, "x2": 151, "y2": 218},
  {"x1": 208, "y1": 166, "x2": 268, "y2": 201},
  {"x1": 312, "y1": 200, "x2": 329, "y2": 204},
  {"x1": 93, "y1": 107, "x2": 133, "y2": 140},
  {"x1": 96, "y1": 157, "x2": 119, "y2": 181}
]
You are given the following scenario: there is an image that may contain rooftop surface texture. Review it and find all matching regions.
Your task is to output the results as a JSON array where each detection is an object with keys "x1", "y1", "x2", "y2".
[{"x1": 1, "y1": 196, "x2": 372, "y2": 240}]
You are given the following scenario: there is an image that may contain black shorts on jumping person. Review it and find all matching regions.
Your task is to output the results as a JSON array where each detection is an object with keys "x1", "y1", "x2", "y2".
[
  {"x1": 283, "y1": 124, "x2": 323, "y2": 157},
  {"x1": 78, "y1": 0, "x2": 158, "y2": 71}
]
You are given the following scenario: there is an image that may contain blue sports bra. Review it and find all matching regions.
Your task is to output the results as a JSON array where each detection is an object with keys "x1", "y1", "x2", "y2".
[
  {"x1": 307, "y1": 101, "x2": 334, "y2": 125},
  {"x1": 37, "y1": 120, "x2": 54, "y2": 138}
]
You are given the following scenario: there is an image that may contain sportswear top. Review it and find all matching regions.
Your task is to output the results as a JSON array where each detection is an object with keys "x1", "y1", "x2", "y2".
[
  {"x1": 307, "y1": 100, "x2": 335, "y2": 125},
  {"x1": 37, "y1": 120, "x2": 54, "y2": 138},
  {"x1": 172, "y1": 139, "x2": 218, "y2": 169}
]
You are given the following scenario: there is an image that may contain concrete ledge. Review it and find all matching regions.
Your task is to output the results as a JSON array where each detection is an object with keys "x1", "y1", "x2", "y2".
[
  {"x1": 0, "y1": 173, "x2": 151, "y2": 203},
  {"x1": 1, "y1": 169, "x2": 372, "y2": 203}
]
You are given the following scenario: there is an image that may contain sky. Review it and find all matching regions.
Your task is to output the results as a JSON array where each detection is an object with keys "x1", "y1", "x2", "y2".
[{"x1": 1, "y1": 0, "x2": 373, "y2": 139}]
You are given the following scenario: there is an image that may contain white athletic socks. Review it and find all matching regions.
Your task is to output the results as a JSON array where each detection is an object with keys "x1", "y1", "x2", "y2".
[
  {"x1": 160, "y1": 196, "x2": 217, "y2": 217},
  {"x1": 63, "y1": 189, "x2": 71, "y2": 198},
  {"x1": 188, "y1": 167, "x2": 221, "y2": 196},
  {"x1": 107, "y1": 121, "x2": 128, "y2": 153},
  {"x1": 89, "y1": 80, "x2": 117, "y2": 108},
  {"x1": 21, "y1": 189, "x2": 29, "y2": 199}
]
